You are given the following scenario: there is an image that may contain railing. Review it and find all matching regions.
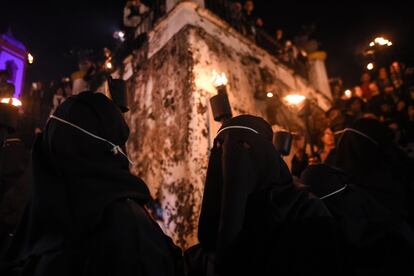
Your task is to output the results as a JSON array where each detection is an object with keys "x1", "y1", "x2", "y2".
[
  {"x1": 132, "y1": 0, "x2": 167, "y2": 38},
  {"x1": 112, "y1": 1, "x2": 167, "y2": 67},
  {"x1": 205, "y1": 0, "x2": 309, "y2": 79},
  {"x1": 120, "y1": 0, "x2": 308, "y2": 79}
]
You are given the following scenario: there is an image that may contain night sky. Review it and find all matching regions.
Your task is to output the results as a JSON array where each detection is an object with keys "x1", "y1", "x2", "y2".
[{"x1": 2, "y1": 0, "x2": 413, "y2": 89}]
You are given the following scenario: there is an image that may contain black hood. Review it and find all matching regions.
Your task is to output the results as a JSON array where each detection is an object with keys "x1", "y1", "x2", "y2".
[
  {"x1": 301, "y1": 164, "x2": 347, "y2": 200},
  {"x1": 9, "y1": 92, "x2": 150, "y2": 260},
  {"x1": 198, "y1": 115, "x2": 292, "y2": 257},
  {"x1": 332, "y1": 118, "x2": 411, "y2": 217},
  {"x1": 333, "y1": 118, "x2": 393, "y2": 177}
]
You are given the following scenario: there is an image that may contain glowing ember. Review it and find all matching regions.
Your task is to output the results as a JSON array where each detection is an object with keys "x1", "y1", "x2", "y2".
[
  {"x1": 344, "y1": 89, "x2": 352, "y2": 98},
  {"x1": 266, "y1": 92, "x2": 274, "y2": 98},
  {"x1": 367, "y1": 63, "x2": 374, "y2": 70}
]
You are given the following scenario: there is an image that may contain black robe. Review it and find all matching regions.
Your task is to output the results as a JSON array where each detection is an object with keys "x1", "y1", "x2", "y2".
[
  {"x1": 332, "y1": 118, "x2": 414, "y2": 222},
  {"x1": 0, "y1": 137, "x2": 30, "y2": 257},
  {"x1": 302, "y1": 164, "x2": 414, "y2": 276},
  {"x1": 187, "y1": 115, "x2": 344, "y2": 276},
  {"x1": 1, "y1": 92, "x2": 182, "y2": 276}
]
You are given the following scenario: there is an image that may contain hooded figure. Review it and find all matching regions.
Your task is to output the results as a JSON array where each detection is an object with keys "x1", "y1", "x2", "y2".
[
  {"x1": 1, "y1": 92, "x2": 182, "y2": 276},
  {"x1": 189, "y1": 115, "x2": 343, "y2": 276},
  {"x1": 302, "y1": 164, "x2": 414, "y2": 275},
  {"x1": 332, "y1": 118, "x2": 414, "y2": 221},
  {"x1": 0, "y1": 137, "x2": 30, "y2": 257}
]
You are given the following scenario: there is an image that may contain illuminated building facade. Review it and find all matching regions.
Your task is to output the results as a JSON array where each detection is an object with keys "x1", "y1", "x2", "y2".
[{"x1": 0, "y1": 30, "x2": 27, "y2": 98}]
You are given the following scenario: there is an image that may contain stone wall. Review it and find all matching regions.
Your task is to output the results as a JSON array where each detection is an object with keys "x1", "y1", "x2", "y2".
[
  {"x1": 125, "y1": 27, "x2": 208, "y2": 248},
  {"x1": 123, "y1": 2, "x2": 330, "y2": 249}
]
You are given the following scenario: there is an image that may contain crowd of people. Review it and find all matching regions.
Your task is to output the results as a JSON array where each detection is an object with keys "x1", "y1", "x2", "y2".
[
  {"x1": 290, "y1": 61, "x2": 414, "y2": 179},
  {"x1": 208, "y1": 0, "x2": 310, "y2": 77},
  {"x1": 2, "y1": 0, "x2": 314, "y2": 148},
  {"x1": 0, "y1": 89, "x2": 413, "y2": 275},
  {"x1": 121, "y1": 0, "x2": 311, "y2": 75},
  {"x1": 0, "y1": 52, "x2": 117, "y2": 148},
  {"x1": 120, "y1": 0, "x2": 310, "y2": 75}
]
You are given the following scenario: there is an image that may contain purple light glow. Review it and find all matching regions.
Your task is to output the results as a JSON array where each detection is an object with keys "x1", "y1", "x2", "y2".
[{"x1": 0, "y1": 32, "x2": 27, "y2": 98}]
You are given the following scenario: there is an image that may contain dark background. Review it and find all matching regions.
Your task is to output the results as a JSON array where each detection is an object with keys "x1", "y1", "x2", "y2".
[{"x1": 1, "y1": 0, "x2": 413, "y2": 88}]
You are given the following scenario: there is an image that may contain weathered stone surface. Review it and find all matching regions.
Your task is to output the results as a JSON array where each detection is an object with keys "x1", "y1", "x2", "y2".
[
  {"x1": 125, "y1": 26, "x2": 208, "y2": 249},
  {"x1": 124, "y1": 4, "x2": 329, "y2": 249}
]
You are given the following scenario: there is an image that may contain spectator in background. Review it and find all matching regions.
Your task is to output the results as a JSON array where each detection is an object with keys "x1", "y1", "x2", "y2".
[
  {"x1": 367, "y1": 83, "x2": 386, "y2": 116},
  {"x1": 346, "y1": 97, "x2": 365, "y2": 123},
  {"x1": 387, "y1": 119, "x2": 403, "y2": 144},
  {"x1": 123, "y1": 0, "x2": 150, "y2": 40},
  {"x1": 254, "y1": 17, "x2": 265, "y2": 45},
  {"x1": 378, "y1": 67, "x2": 395, "y2": 97},
  {"x1": 380, "y1": 101, "x2": 394, "y2": 122},
  {"x1": 255, "y1": 17, "x2": 264, "y2": 28},
  {"x1": 291, "y1": 133, "x2": 308, "y2": 178},
  {"x1": 284, "y1": 40, "x2": 298, "y2": 66},
  {"x1": 229, "y1": 1, "x2": 243, "y2": 33},
  {"x1": 395, "y1": 99, "x2": 407, "y2": 127},
  {"x1": 49, "y1": 85, "x2": 67, "y2": 116},
  {"x1": 243, "y1": 0, "x2": 255, "y2": 22},
  {"x1": 71, "y1": 57, "x2": 96, "y2": 95},
  {"x1": 326, "y1": 106, "x2": 347, "y2": 131},
  {"x1": 243, "y1": 0, "x2": 255, "y2": 38},
  {"x1": 28, "y1": 82, "x2": 50, "y2": 133},
  {"x1": 369, "y1": 77, "x2": 396, "y2": 122},
  {"x1": 330, "y1": 78, "x2": 349, "y2": 108},
  {"x1": 390, "y1": 61, "x2": 404, "y2": 97},
  {"x1": 275, "y1": 29, "x2": 285, "y2": 57},
  {"x1": 318, "y1": 127, "x2": 336, "y2": 163},
  {"x1": 63, "y1": 80, "x2": 73, "y2": 98},
  {"x1": 291, "y1": 127, "x2": 336, "y2": 174},
  {"x1": 360, "y1": 72, "x2": 374, "y2": 101},
  {"x1": 368, "y1": 81, "x2": 380, "y2": 97}
]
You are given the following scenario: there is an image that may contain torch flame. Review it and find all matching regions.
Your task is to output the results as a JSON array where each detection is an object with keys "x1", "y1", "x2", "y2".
[
  {"x1": 283, "y1": 94, "x2": 306, "y2": 106},
  {"x1": 371, "y1": 37, "x2": 392, "y2": 47},
  {"x1": 211, "y1": 70, "x2": 228, "y2": 87},
  {"x1": 1, "y1": 98, "x2": 22, "y2": 107},
  {"x1": 28, "y1": 53, "x2": 34, "y2": 64}
]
